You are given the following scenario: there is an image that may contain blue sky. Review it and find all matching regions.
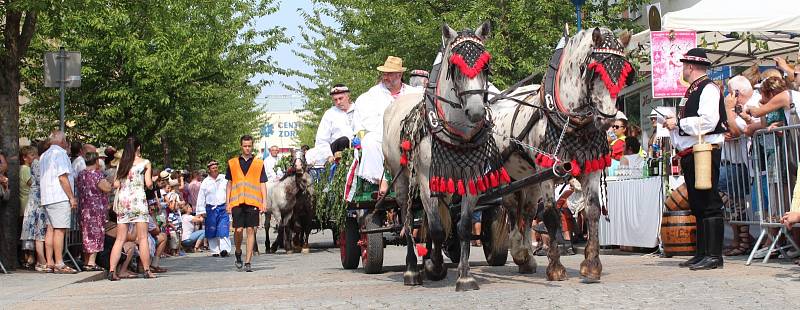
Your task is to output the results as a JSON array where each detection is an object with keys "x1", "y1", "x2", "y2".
[{"x1": 252, "y1": 0, "x2": 317, "y2": 112}]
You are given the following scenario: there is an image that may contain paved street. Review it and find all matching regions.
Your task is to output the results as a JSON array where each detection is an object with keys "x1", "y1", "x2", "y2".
[{"x1": 2, "y1": 229, "x2": 800, "y2": 309}]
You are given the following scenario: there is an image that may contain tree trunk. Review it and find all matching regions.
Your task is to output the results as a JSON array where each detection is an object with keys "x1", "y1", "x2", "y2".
[
  {"x1": 0, "y1": 63, "x2": 22, "y2": 270},
  {"x1": 161, "y1": 135, "x2": 172, "y2": 168},
  {"x1": 0, "y1": 6, "x2": 39, "y2": 270}
]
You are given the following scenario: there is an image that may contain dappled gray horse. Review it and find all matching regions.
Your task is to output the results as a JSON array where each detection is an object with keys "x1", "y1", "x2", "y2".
[
  {"x1": 268, "y1": 150, "x2": 314, "y2": 254},
  {"x1": 491, "y1": 27, "x2": 632, "y2": 282},
  {"x1": 384, "y1": 22, "x2": 500, "y2": 291}
]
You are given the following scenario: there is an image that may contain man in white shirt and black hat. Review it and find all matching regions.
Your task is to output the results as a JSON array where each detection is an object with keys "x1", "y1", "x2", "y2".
[
  {"x1": 664, "y1": 48, "x2": 727, "y2": 270},
  {"x1": 311, "y1": 84, "x2": 356, "y2": 163}
]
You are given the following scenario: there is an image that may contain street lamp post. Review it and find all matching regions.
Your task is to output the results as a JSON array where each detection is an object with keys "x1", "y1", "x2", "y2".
[{"x1": 571, "y1": 0, "x2": 586, "y2": 30}]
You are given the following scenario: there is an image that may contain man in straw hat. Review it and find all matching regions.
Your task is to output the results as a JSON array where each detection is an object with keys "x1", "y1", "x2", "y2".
[
  {"x1": 352, "y1": 56, "x2": 415, "y2": 195},
  {"x1": 664, "y1": 48, "x2": 727, "y2": 270},
  {"x1": 196, "y1": 160, "x2": 232, "y2": 258}
]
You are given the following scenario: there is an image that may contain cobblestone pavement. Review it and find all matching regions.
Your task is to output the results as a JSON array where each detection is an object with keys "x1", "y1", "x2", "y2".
[{"x1": 3, "y1": 229, "x2": 800, "y2": 309}]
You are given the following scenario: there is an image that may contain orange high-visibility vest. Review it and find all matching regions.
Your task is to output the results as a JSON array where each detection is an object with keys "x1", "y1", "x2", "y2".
[{"x1": 227, "y1": 157, "x2": 265, "y2": 210}]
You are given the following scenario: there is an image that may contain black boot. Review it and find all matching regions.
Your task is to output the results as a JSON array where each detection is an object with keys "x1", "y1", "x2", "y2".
[
  {"x1": 690, "y1": 217, "x2": 724, "y2": 270},
  {"x1": 679, "y1": 218, "x2": 705, "y2": 267}
]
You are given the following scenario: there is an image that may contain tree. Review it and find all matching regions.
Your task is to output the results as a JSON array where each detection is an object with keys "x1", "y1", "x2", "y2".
[
  {"x1": 20, "y1": 0, "x2": 287, "y2": 170},
  {"x1": 0, "y1": 0, "x2": 46, "y2": 270},
  {"x1": 288, "y1": 0, "x2": 645, "y2": 146}
]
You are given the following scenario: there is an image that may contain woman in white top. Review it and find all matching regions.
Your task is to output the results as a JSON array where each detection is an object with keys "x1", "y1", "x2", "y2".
[{"x1": 107, "y1": 136, "x2": 155, "y2": 280}]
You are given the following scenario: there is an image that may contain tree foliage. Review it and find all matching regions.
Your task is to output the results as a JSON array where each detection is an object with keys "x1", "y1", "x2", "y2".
[
  {"x1": 20, "y1": 0, "x2": 288, "y2": 169},
  {"x1": 288, "y1": 0, "x2": 646, "y2": 146}
]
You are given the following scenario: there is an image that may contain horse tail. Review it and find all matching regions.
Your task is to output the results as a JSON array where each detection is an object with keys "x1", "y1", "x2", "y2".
[
  {"x1": 438, "y1": 199, "x2": 452, "y2": 241},
  {"x1": 489, "y1": 205, "x2": 509, "y2": 255}
]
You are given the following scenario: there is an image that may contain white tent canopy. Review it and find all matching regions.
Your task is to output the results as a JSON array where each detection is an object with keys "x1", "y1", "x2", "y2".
[{"x1": 629, "y1": 0, "x2": 800, "y2": 68}]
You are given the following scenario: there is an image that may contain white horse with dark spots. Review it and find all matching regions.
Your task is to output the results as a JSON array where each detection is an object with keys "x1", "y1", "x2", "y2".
[
  {"x1": 491, "y1": 27, "x2": 633, "y2": 283},
  {"x1": 383, "y1": 22, "x2": 500, "y2": 291}
]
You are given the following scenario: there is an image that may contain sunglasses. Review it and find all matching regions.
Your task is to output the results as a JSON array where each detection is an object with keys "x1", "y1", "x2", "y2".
[{"x1": 612, "y1": 125, "x2": 624, "y2": 129}]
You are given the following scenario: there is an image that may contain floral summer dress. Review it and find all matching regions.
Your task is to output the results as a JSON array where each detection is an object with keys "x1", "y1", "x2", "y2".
[
  {"x1": 115, "y1": 160, "x2": 149, "y2": 224},
  {"x1": 77, "y1": 169, "x2": 108, "y2": 253},
  {"x1": 20, "y1": 159, "x2": 48, "y2": 250}
]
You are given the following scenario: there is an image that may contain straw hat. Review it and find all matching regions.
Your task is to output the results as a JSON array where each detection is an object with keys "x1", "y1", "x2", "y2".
[{"x1": 376, "y1": 56, "x2": 407, "y2": 73}]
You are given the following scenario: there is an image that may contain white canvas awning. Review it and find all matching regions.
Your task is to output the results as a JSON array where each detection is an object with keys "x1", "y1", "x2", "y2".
[{"x1": 628, "y1": 0, "x2": 800, "y2": 68}]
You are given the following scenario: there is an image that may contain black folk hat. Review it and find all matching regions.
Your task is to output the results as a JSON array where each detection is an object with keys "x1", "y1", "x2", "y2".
[{"x1": 680, "y1": 48, "x2": 712, "y2": 67}]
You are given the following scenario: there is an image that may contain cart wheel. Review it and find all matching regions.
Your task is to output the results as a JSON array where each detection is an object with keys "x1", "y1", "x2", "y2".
[
  {"x1": 481, "y1": 206, "x2": 509, "y2": 266},
  {"x1": 362, "y1": 212, "x2": 385, "y2": 274},
  {"x1": 340, "y1": 217, "x2": 360, "y2": 269}
]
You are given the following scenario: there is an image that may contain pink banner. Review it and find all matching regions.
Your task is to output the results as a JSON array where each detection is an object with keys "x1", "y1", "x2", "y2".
[{"x1": 650, "y1": 31, "x2": 697, "y2": 98}]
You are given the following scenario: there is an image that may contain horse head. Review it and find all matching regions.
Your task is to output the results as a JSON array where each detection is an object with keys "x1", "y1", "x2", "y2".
[
  {"x1": 291, "y1": 149, "x2": 311, "y2": 193},
  {"x1": 433, "y1": 21, "x2": 492, "y2": 140},
  {"x1": 550, "y1": 27, "x2": 633, "y2": 130}
]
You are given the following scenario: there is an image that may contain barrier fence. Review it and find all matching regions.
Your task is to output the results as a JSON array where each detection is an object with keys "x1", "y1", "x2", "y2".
[
  {"x1": 65, "y1": 208, "x2": 83, "y2": 271},
  {"x1": 720, "y1": 124, "x2": 800, "y2": 265}
]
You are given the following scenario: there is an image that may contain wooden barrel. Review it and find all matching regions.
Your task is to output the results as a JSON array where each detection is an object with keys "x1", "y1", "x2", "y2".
[
  {"x1": 660, "y1": 210, "x2": 696, "y2": 257},
  {"x1": 664, "y1": 184, "x2": 690, "y2": 211}
]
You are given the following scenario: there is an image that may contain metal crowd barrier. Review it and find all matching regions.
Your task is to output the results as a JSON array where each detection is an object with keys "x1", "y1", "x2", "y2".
[
  {"x1": 65, "y1": 208, "x2": 83, "y2": 271},
  {"x1": 747, "y1": 124, "x2": 800, "y2": 265},
  {"x1": 720, "y1": 135, "x2": 756, "y2": 225}
]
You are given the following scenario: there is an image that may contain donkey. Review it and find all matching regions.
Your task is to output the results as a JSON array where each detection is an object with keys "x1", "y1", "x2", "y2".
[
  {"x1": 491, "y1": 28, "x2": 632, "y2": 283},
  {"x1": 267, "y1": 150, "x2": 315, "y2": 254},
  {"x1": 384, "y1": 22, "x2": 496, "y2": 291}
]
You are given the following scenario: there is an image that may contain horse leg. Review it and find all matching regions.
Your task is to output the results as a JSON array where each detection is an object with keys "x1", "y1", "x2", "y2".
[
  {"x1": 395, "y1": 174, "x2": 422, "y2": 286},
  {"x1": 455, "y1": 195, "x2": 479, "y2": 291},
  {"x1": 541, "y1": 183, "x2": 567, "y2": 281},
  {"x1": 579, "y1": 174, "x2": 602, "y2": 283},
  {"x1": 508, "y1": 191, "x2": 537, "y2": 274},
  {"x1": 423, "y1": 198, "x2": 448, "y2": 281}
]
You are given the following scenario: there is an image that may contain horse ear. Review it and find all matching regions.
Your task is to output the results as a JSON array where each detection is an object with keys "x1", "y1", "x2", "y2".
[
  {"x1": 592, "y1": 27, "x2": 603, "y2": 47},
  {"x1": 475, "y1": 21, "x2": 491, "y2": 41},
  {"x1": 442, "y1": 24, "x2": 458, "y2": 43}
]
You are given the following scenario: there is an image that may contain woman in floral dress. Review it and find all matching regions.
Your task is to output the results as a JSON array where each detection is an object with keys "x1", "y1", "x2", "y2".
[
  {"x1": 19, "y1": 143, "x2": 49, "y2": 272},
  {"x1": 77, "y1": 152, "x2": 111, "y2": 271},
  {"x1": 107, "y1": 136, "x2": 155, "y2": 280}
]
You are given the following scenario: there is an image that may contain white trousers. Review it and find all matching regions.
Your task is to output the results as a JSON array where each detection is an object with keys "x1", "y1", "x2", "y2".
[
  {"x1": 357, "y1": 131, "x2": 384, "y2": 183},
  {"x1": 208, "y1": 236, "x2": 231, "y2": 254}
]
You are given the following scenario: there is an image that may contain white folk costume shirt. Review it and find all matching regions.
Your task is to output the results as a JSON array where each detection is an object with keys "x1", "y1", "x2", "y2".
[
  {"x1": 195, "y1": 174, "x2": 228, "y2": 209},
  {"x1": 353, "y1": 83, "x2": 413, "y2": 182},
  {"x1": 39, "y1": 145, "x2": 75, "y2": 205},
  {"x1": 314, "y1": 104, "x2": 356, "y2": 159},
  {"x1": 670, "y1": 83, "x2": 725, "y2": 151},
  {"x1": 264, "y1": 155, "x2": 282, "y2": 181}
]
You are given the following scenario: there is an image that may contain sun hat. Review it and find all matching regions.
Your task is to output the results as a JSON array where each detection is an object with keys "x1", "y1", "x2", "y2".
[
  {"x1": 376, "y1": 56, "x2": 407, "y2": 73},
  {"x1": 410, "y1": 69, "x2": 429, "y2": 78},
  {"x1": 207, "y1": 160, "x2": 219, "y2": 168}
]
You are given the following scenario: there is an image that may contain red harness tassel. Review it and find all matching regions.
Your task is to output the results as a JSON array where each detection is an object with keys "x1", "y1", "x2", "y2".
[
  {"x1": 604, "y1": 154, "x2": 612, "y2": 167},
  {"x1": 457, "y1": 180, "x2": 466, "y2": 195},
  {"x1": 447, "y1": 178, "x2": 456, "y2": 194},
  {"x1": 500, "y1": 167, "x2": 511, "y2": 184},
  {"x1": 468, "y1": 179, "x2": 477, "y2": 195},
  {"x1": 429, "y1": 177, "x2": 438, "y2": 192},
  {"x1": 570, "y1": 159, "x2": 581, "y2": 176},
  {"x1": 477, "y1": 177, "x2": 487, "y2": 192},
  {"x1": 489, "y1": 171, "x2": 499, "y2": 188},
  {"x1": 439, "y1": 178, "x2": 447, "y2": 193}
]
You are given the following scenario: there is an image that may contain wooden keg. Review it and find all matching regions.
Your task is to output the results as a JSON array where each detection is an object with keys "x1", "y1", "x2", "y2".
[
  {"x1": 664, "y1": 184, "x2": 690, "y2": 211},
  {"x1": 660, "y1": 210, "x2": 696, "y2": 257}
]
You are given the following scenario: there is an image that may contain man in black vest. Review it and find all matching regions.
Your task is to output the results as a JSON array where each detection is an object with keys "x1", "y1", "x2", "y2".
[{"x1": 664, "y1": 48, "x2": 727, "y2": 270}]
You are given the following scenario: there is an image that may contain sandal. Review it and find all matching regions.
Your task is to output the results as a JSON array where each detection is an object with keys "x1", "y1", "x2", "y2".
[
  {"x1": 150, "y1": 265, "x2": 168, "y2": 273},
  {"x1": 83, "y1": 265, "x2": 104, "y2": 271},
  {"x1": 141, "y1": 269, "x2": 157, "y2": 279},
  {"x1": 53, "y1": 264, "x2": 78, "y2": 274},
  {"x1": 107, "y1": 270, "x2": 120, "y2": 281},
  {"x1": 34, "y1": 264, "x2": 49, "y2": 273}
]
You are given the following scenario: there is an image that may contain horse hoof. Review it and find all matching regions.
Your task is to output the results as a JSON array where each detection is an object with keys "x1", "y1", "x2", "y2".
[
  {"x1": 580, "y1": 258, "x2": 602, "y2": 282},
  {"x1": 403, "y1": 271, "x2": 423, "y2": 286},
  {"x1": 455, "y1": 277, "x2": 479, "y2": 292},
  {"x1": 424, "y1": 259, "x2": 447, "y2": 281},
  {"x1": 301, "y1": 247, "x2": 310, "y2": 254},
  {"x1": 546, "y1": 264, "x2": 568, "y2": 281},
  {"x1": 514, "y1": 256, "x2": 537, "y2": 274}
]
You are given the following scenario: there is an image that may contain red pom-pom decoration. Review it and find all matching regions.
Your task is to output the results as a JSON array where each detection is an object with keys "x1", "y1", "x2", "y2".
[
  {"x1": 570, "y1": 159, "x2": 581, "y2": 176},
  {"x1": 604, "y1": 154, "x2": 612, "y2": 167},
  {"x1": 429, "y1": 177, "x2": 438, "y2": 192},
  {"x1": 401, "y1": 140, "x2": 412, "y2": 151},
  {"x1": 416, "y1": 243, "x2": 428, "y2": 257},
  {"x1": 447, "y1": 178, "x2": 455, "y2": 194},
  {"x1": 477, "y1": 177, "x2": 486, "y2": 192},
  {"x1": 400, "y1": 154, "x2": 408, "y2": 166},
  {"x1": 490, "y1": 171, "x2": 499, "y2": 188},
  {"x1": 457, "y1": 180, "x2": 466, "y2": 195}
]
